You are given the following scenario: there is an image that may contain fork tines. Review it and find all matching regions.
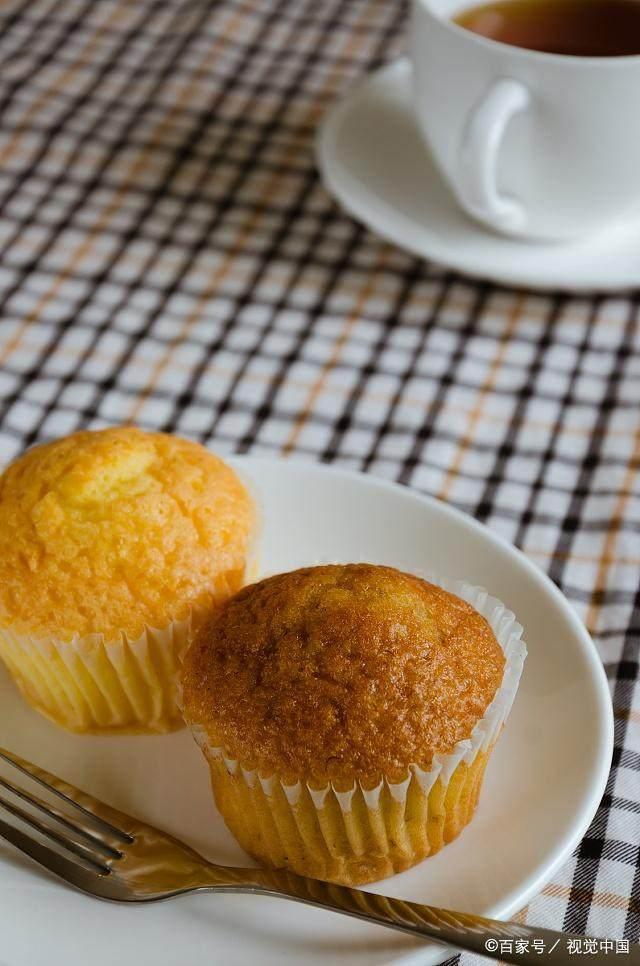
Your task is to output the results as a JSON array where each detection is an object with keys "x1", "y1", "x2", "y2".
[{"x1": 0, "y1": 747, "x2": 131, "y2": 889}]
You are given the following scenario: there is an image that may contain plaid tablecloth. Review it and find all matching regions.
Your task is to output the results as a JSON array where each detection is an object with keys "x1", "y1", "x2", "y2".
[{"x1": 0, "y1": 0, "x2": 638, "y2": 960}]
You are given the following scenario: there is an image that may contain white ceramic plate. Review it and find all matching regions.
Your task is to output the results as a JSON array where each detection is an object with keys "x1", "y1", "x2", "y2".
[
  {"x1": 316, "y1": 58, "x2": 640, "y2": 292},
  {"x1": 0, "y1": 457, "x2": 613, "y2": 966}
]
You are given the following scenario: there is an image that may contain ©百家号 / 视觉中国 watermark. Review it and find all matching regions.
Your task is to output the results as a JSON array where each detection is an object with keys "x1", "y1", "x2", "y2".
[{"x1": 484, "y1": 937, "x2": 636, "y2": 956}]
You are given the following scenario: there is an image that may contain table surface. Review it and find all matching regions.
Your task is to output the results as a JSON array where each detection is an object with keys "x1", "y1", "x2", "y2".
[{"x1": 0, "y1": 0, "x2": 638, "y2": 961}]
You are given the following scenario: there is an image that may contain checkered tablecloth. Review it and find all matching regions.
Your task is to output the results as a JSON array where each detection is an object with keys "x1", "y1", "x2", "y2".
[{"x1": 0, "y1": 0, "x2": 638, "y2": 960}]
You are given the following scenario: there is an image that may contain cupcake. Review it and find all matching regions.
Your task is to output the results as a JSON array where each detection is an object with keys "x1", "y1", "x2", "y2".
[
  {"x1": 0, "y1": 427, "x2": 255, "y2": 734},
  {"x1": 181, "y1": 563, "x2": 525, "y2": 886}
]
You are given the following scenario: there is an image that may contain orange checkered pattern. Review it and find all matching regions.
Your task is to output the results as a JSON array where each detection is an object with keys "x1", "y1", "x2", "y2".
[{"x1": 0, "y1": 0, "x2": 638, "y2": 960}]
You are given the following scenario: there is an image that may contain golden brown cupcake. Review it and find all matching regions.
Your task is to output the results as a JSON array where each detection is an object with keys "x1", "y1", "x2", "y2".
[
  {"x1": 0, "y1": 427, "x2": 255, "y2": 734},
  {"x1": 182, "y1": 563, "x2": 525, "y2": 885}
]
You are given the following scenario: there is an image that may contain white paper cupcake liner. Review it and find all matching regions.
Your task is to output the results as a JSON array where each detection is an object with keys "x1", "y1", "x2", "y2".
[{"x1": 0, "y1": 613, "x2": 194, "y2": 734}]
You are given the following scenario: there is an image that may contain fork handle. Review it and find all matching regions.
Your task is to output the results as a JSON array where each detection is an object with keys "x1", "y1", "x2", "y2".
[{"x1": 209, "y1": 866, "x2": 634, "y2": 964}]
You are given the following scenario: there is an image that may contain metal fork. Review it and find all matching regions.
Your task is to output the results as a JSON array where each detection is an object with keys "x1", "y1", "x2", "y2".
[{"x1": 0, "y1": 747, "x2": 630, "y2": 965}]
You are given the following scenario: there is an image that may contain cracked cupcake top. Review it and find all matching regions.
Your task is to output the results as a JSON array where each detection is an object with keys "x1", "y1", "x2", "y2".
[
  {"x1": 0, "y1": 427, "x2": 255, "y2": 641},
  {"x1": 181, "y1": 563, "x2": 505, "y2": 787}
]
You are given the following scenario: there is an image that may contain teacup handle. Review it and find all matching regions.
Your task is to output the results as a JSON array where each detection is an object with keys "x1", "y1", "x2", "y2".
[{"x1": 457, "y1": 78, "x2": 530, "y2": 232}]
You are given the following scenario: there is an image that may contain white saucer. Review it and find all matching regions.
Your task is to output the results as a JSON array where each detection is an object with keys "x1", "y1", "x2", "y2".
[
  {"x1": 316, "y1": 58, "x2": 640, "y2": 292},
  {"x1": 0, "y1": 457, "x2": 613, "y2": 966}
]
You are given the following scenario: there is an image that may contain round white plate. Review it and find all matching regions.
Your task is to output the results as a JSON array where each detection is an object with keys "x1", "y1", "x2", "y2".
[
  {"x1": 316, "y1": 58, "x2": 640, "y2": 292},
  {"x1": 0, "y1": 457, "x2": 613, "y2": 966}
]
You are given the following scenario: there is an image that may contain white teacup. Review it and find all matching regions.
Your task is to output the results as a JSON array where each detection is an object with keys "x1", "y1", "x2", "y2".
[{"x1": 409, "y1": 0, "x2": 640, "y2": 240}]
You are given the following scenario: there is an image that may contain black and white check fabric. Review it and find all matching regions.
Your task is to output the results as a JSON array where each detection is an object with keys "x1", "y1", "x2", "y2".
[{"x1": 0, "y1": 0, "x2": 638, "y2": 960}]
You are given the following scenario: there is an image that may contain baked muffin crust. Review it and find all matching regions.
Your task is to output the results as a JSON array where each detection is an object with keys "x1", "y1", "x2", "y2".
[
  {"x1": 0, "y1": 427, "x2": 254, "y2": 641},
  {"x1": 182, "y1": 563, "x2": 505, "y2": 786}
]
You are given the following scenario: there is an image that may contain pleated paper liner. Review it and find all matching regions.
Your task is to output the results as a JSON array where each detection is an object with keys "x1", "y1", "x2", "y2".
[
  {"x1": 0, "y1": 569, "x2": 246, "y2": 735},
  {"x1": 186, "y1": 577, "x2": 527, "y2": 886}
]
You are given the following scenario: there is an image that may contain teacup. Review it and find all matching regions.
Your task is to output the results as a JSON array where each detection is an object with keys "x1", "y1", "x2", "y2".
[{"x1": 409, "y1": 0, "x2": 640, "y2": 240}]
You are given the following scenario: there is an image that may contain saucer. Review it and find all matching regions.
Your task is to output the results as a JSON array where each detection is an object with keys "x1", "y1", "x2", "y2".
[{"x1": 316, "y1": 58, "x2": 640, "y2": 292}]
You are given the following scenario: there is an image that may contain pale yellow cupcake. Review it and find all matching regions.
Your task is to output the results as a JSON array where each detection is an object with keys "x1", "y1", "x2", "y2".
[
  {"x1": 0, "y1": 427, "x2": 255, "y2": 734},
  {"x1": 181, "y1": 563, "x2": 525, "y2": 886}
]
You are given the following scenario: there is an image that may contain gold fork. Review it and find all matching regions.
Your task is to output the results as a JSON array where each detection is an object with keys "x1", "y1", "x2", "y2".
[{"x1": 0, "y1": 747, "x2": 627, "y2": 965}]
